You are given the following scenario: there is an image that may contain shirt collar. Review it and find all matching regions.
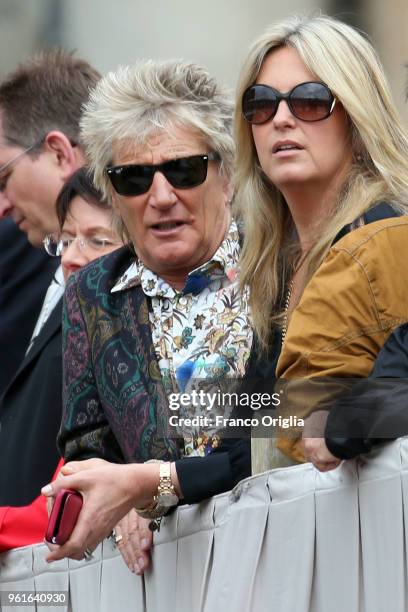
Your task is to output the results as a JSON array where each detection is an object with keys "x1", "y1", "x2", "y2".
[
  {"x1": 54, "y1": 264, "x2": 65, "y2": 287},
  {"x1": 111, "y1": 219, "x2": 240, "y2": 297}
]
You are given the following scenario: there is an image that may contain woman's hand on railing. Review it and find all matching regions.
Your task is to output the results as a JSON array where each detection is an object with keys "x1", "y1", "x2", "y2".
[
  {"x1": 303, "y1": 437, "x2": 342, "y2": 472},
  {"x1": 113, "y1": 509, "x2": 153, "y2": 575},
  {"x1": 302, "y1": 411, "x2": 342, "y2": 471}
]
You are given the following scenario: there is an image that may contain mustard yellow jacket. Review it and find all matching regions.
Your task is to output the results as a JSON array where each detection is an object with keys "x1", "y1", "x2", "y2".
[{"x1": 276, "y1": 214, "x2": 408, "y2": 463}]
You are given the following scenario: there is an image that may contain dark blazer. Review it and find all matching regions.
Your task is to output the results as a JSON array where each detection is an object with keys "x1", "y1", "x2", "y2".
[
  {"x1": 0, "y1": 298, "x2": 63, "y2": 506},
  {"x1": 0, "y1": 219, "x2": 58, "y2": 395},
  {"x1": 59, "y1": 248, "x2": 278, "y2": 504}
]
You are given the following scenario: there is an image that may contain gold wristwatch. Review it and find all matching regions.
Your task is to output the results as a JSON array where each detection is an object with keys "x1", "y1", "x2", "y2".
[{"x1": 135, "y1": 460, "x2": 179, "y2": 529}]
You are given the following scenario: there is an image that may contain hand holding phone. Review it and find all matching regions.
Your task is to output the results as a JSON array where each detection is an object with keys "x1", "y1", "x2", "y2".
[{"x1": 45, "y1": 488, "x2": 83, "y2": 545}]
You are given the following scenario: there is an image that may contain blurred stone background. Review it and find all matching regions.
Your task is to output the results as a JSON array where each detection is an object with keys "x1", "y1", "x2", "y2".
[{"x1": 0, "y1": 0, "x2": 406, "y2": 123}]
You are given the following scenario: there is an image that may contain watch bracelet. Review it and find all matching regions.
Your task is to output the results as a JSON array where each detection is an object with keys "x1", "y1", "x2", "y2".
[{"x1": 135, "y1": 460, "x2": 178, "y2": 520}]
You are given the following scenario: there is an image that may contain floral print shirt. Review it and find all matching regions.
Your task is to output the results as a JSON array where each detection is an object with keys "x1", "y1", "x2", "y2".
[{"x1": 111, "y1": 221, "x2": 252, "y2": 457}]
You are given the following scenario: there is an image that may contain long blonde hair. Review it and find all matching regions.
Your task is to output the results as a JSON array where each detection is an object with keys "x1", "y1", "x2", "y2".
[{"x1": 235, "y1": 14, "x2": 408, "y2": 348}]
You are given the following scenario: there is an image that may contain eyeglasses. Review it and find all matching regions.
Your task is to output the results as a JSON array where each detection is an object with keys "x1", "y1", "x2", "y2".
[
  {"x1": 242, "y1": 81, "x2": 336, "y2": 125},
  {"x1": 43, "y1": 234, "x2": 121, "y2": 257},
  {"x1": 106, "y1": 153, "x2": 220, "y2": 197},
  {"x1": 0, "y1": 139, "x2": 44, "y2": 189}
]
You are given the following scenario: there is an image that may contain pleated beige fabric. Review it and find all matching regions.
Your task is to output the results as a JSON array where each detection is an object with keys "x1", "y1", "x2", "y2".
[
  {"x1": 1, "y1": 438, "x2": 408, "y2": 612},
  {"x1": 0, "y1": 539, "x2": 144, "y2": 612}
]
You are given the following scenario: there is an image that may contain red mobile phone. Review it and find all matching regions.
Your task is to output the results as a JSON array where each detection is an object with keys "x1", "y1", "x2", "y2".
[{"x1": 45, "y1": 488, "x2": 83, "y2": 545}]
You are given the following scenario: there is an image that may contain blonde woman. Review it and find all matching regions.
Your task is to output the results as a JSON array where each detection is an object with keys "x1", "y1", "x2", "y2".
[{"x1": 235, "y1": 14, "x2": 408, "y2": 470}]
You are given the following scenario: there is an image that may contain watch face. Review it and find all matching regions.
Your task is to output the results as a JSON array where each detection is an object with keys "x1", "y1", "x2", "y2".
[{"x1": 160, "y1": 492, "x2": 179, "y2": 508}]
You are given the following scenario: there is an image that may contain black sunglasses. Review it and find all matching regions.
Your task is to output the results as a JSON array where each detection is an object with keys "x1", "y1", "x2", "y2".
[
  {"x1": 106, "y1": 153, "x2": 220, "y2": 197},
  {"x1": 242, "y1": 81, "x2": 336, "y2": 125}
]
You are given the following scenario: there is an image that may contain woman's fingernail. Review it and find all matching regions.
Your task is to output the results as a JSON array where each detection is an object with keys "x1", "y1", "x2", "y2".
[
  {"x1": 134, "y1": 561, "x2": 141, "y2": 574},
  {"x1": 41, "y1": 484, "x2": 53, "y2": 495},
  {"x1": 141, "y1": 539, "x2": 148, "y2": 548}
]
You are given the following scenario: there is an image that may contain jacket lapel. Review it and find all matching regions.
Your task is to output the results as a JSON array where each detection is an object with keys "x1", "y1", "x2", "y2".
[{"x1": 104, "y1": 285, "x2": 179, "y2": 461}]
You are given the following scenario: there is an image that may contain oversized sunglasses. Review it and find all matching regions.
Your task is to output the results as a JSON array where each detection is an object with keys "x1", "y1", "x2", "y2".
[
  {"x1": 106, "y1": 153, "x2": 220, "y2": 197},
  {"x1": 242, "y1": 81, "x2": 336, "y2": 124}
]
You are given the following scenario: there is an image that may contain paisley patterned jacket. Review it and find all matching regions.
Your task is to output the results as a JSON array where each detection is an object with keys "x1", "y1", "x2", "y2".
[{"x1": 59, "y1": 246, "x2": 180, "y2": 464}]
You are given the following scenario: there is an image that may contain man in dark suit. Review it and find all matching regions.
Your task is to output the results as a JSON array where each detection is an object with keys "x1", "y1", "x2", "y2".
[
  {"x1": 0, "y1": 50, "x2": 100, "y2": 524},
  {"x1": 0, "y1": 219, "x2": 57, "y2": 395}
]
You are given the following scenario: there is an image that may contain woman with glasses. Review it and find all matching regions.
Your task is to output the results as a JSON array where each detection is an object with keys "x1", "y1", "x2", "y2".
[
  {"x1": 236, "y1": 14, "x2": 408, "y2": 471},
  {"x1": 44, "y1": 168, "x2": 121, "y2": 280},
  {"x1": 43, "y1": 60, "x2": 263, "y2": 570}
]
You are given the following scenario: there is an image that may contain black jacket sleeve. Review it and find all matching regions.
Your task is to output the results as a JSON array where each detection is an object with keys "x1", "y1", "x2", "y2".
[
  {"x1": 325, "y1": 323, "x2": 408, "y2": 459},
  {"x1": 175, "y1": 438, "x2": 250, "y2": 504}
]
